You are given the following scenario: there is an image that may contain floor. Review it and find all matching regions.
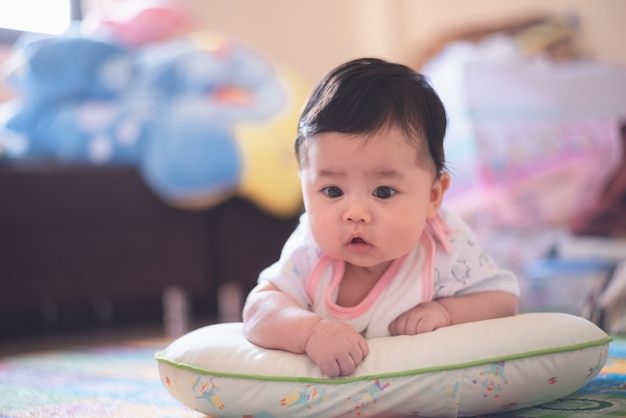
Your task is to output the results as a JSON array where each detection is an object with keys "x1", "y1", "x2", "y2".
[
  {"x1": 1, "y1": 283, "x2": 243, "y2": 357},
  {"x1": 0, "y1": 316, "x2": 217, "y2": 357}
]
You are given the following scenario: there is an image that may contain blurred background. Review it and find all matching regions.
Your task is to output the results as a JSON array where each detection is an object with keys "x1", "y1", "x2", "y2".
[
  {"x1": 1, "y1": 0, "x2": 625, "y2": 350},
  {"x1": 3, "y1": 0, "x2": 626, "y2": 91}
]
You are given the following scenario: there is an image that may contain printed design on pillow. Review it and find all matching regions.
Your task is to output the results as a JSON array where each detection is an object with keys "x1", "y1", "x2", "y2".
[
  {"x1": 191, "y1": 377, "x2": 224, "y2": 410},
  {"x1": 280, "y1": 383, "x2": 326, "y2": 409},
  {"x1": 182, "y1": 376, "x2": 398, "y2": 415},
  {"x1": 586, "y1": 348, "x2": 609, "y2": 379},
  {"x1": 472, "y1": 361, "x2": 508, "y2": 398},
  {"x1": 156, "y1": 313, "x2": 612, "y2": 417},
  {"x1": 343, "y1": 379, "x2": 391, "y2": 415}
]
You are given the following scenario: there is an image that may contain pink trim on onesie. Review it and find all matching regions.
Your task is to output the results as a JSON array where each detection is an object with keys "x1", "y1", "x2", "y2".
[
  {"x1": 305, "y1": 213, "x2": 451, "y2": 320},
  {"x1": 419, "y1": 214, "x2": 451, "y2": 302},
  {"x1": 305, "y1": 254, "x2": 407, "y2": 320}
]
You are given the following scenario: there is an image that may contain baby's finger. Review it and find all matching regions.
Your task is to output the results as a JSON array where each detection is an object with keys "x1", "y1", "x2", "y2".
[
  {"x1": 336, "y1": 352, "x2": 357, "y2": 376},
  {"x1": 320, "y1": 359, "x2": 341, "y2": 378},
  {"x1": 388, "y1": 316, "x2": 404, "y2": 335},
  {"x1": 346, "y1": 341, "x2": 367, "y2": 368},
  {"x1": 358, "y1": 337, "x2": 369, "y2": 360},
  {"x1": 402, "y1": 313, "x2": 423, "y2": 335},
  {"x1": 416, "y1": 316, "x2": 438, "y2": 334}
]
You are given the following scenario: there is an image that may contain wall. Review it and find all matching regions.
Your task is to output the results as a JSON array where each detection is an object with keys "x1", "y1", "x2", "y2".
[
  {"x1": 167, "y1": 0, "x2": 626, "y2": 83},
  {"x1": 3, "y1": 1, "x2": 623, "y2": 109},
  {"x1": 175, "y1": 0, "x2": 372, "y2": 82},
  {"x1": 0, "y1": 45, "x2": 13, "y2": 101},
  {"x1": 79, "y1": 1, "x2": 626, "y2": 83},
  {"x1": 401, "y1": 0, "x2": 626, "y2": 69}
]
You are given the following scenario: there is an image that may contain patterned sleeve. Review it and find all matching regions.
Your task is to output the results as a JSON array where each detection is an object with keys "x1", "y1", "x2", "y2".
[
  {"x1": 257, "y1": 213, "x2": 319, "y2": 309},
  {"x1": 432, "y1": 209, "x2": 520, "y2": 299}
]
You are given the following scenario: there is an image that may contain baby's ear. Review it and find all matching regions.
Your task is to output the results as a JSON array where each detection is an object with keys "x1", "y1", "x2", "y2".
[{"x1": 428, "y1": 172, "x2": 450, "y2": 217}]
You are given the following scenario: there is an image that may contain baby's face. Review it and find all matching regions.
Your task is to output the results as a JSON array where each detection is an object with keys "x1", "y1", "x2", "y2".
[{"x1": 299, "y1": 127, "x2": 447, "y2": 271}]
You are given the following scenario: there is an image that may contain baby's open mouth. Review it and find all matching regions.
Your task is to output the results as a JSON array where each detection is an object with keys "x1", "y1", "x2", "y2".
[{"x1": 348, "y1": 235, "x2": 371, "y2": 253}]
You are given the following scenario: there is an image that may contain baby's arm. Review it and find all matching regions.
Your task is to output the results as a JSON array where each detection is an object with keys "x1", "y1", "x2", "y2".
[
  {"x1": 243, "y1": 281, "x2": 369, "y2": 377},
  {"x1": 389, "y1": 291, "x2": 518, "y2": 335}
]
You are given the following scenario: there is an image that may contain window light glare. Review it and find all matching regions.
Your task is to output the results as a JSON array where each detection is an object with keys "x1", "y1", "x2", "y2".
[{"x1": 0, "y1": 0, "x2": 71, "y2": 35}]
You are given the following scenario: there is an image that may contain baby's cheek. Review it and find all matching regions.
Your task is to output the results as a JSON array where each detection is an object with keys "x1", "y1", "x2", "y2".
[
  {"x1": 308, "y1": 218, "x2": 336, "y2": 249},
  {"x1": 386, "y1": 221, "x2": 423, "y2": 250}
]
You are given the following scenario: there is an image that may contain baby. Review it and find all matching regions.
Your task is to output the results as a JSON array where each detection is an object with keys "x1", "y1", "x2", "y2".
[{"x1": 242, "y1": 57, "x2": 519, "y2": 377}]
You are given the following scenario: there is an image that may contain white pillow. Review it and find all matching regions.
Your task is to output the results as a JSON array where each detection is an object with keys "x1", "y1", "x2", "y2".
[{"x1": 156, "y1": 312, "x2": 611, "y2": 417}]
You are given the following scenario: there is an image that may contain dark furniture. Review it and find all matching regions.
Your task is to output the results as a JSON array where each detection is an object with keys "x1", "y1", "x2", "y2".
[{"x1": 0, "y1": 161, "x2": 300, "y2": 339}]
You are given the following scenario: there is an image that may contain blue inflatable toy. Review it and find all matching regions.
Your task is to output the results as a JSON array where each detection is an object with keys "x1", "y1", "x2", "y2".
[{"x1": 0, "y1": 2, "x2": 308, "y2": 216}]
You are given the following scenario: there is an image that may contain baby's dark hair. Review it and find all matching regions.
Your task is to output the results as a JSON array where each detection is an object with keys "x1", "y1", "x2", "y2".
[{"x1": 295, "y1": 57, "x2": 447, "y2": 175}]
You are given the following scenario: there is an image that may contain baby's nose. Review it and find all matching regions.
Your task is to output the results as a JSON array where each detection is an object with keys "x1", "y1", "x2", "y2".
[{"x1": 344, "y1": 202, "x2": 371, "y2": 223}]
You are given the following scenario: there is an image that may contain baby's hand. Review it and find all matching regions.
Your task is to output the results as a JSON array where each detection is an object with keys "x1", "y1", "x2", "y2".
[
  {"x1": 388, "y1": 300, "x2": 451, "y2": 336},
  {"x1": 304, "y1": 319, "x2": 369, "y2": 377}
]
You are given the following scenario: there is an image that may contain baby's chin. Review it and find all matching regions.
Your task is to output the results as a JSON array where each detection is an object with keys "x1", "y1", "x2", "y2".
[
  {"x1": 341, "y1": 246, "x2": 417, "y2": 270},
  {"x1": 340, "y1": 254, "x2": 397, "y2": 272},
  {"x1": 321, "y1": 242, "x2": 410, "y2": 268}
]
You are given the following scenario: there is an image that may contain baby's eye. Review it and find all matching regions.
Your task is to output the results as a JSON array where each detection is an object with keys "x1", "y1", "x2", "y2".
[
  {"x1": 322, "y1": 186, "x2": 344, "y2": 198},
  {"x1": 373, "y1": 186, "x2": 396, "y2": 199}
]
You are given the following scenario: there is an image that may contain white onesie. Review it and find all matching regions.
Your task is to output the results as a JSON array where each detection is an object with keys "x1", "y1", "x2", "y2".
[{"x1": 258, "y1": 208, "x2": 519, "y2": 339}]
